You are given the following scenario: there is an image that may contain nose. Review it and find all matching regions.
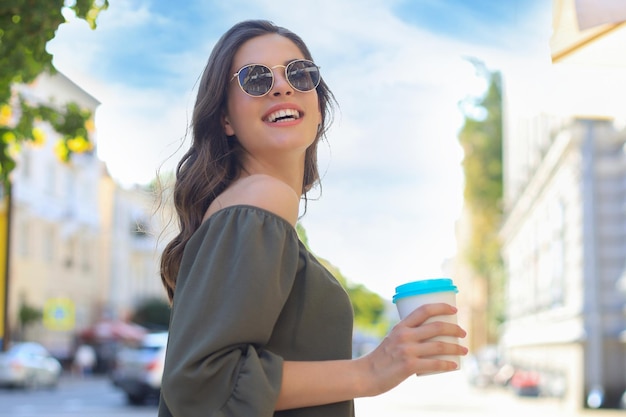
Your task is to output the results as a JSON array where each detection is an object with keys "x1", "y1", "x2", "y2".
[{"x1": 271, "y1": 67, "x2": 293, "y2": 96}]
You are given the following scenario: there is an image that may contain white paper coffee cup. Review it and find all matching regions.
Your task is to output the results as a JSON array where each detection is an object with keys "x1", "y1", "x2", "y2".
[{"x1": 393, "y1": 278, "x2": 460, "y2": 372}]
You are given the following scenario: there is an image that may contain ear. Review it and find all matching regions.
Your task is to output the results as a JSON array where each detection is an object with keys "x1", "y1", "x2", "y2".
[{"x1": 222, "y1": 114, "x2": 235, "y2": 136}]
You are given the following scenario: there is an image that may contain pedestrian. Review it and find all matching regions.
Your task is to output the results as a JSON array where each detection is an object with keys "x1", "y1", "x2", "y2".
[
  {"x1": 158, "y1": 19, "x2": 468, "y2": 417},
  {"x1": 73, "y1": 344, "x2": 96, "y2": 377}
]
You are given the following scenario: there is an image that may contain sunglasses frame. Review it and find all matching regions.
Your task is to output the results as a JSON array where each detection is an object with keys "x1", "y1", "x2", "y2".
[{"x1": 231, "y1": 59, "x2": 321, "y2": 97}]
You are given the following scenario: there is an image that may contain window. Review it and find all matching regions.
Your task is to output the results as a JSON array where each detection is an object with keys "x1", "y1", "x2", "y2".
[
  {"x1": 43, "y1": 225, "x2": 55, "y2": 263},
  {"x1": 550, "y1": 199, "x2": 566, "y2": 306},
  {"x1": 18, "y1": 221, "x2": 30, "y2": 258}
]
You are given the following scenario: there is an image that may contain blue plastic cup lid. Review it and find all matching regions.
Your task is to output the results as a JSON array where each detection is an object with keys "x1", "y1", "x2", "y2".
[{"x1": 392, "y1": 278, "x2": 458, "y2": 304}]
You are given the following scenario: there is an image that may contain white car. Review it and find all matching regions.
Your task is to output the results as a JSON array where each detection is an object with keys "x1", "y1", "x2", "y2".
[
  {"x1": 111, "y1": 332, "x2": 168, "y2": 405},
  {"x1": 0, "y1": 342, "x2": 62, "y2": 389}
]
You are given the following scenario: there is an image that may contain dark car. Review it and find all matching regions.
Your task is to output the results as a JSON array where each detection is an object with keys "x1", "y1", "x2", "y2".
[{"x1": 110, "y1": 332, "x2": 168, "y2": 405}]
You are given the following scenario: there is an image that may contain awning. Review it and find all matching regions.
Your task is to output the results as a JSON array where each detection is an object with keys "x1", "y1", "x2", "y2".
[{"x1": 79, "y1": 320, "x2": 147, "y2": 343}]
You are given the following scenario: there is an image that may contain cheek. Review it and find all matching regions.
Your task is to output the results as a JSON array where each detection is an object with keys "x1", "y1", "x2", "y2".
[{"x1": 310, "y1": 94, "x2": 322, "y2": 126}]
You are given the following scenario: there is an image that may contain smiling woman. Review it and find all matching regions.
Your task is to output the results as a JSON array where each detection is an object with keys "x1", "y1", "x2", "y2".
[
  {"x1": 44, "y1": 1, "x2": 554, "y2": 306},
  {"x1": 156, "y1": 19, "x2": 467, "y2": 417}
]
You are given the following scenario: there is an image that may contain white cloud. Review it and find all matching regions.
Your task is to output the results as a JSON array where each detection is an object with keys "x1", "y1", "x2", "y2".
[
  {"x1": 92, "y1": 85, "x2": 191, "y2": 186},
  {"x1": 47, "y1": 0, "x2": 552, "y2": 296}
]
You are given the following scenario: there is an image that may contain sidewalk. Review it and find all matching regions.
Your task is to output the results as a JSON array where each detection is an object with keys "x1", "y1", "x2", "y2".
[{"x1": 354, "y1": 371, "x2": 626, "y2": 417}]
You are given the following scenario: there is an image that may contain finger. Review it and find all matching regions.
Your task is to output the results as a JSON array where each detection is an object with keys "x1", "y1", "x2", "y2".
[
  {"x1": 411, "y1": 321, "x2": 467, "y2": 342},
  {"x1": 396, "y1": 336, "x2": 467, "y2": 359},
  {"x1": 418, "y1": 339, "x2": 469, "y2": 357},
  {"x1": 411, "y1": 342, "x2": 467, "y2": 375},
  {"x1": 401, "y1": 303, "x2": 457, "y2": 327},
  {"x1": 414, "y1": 357, "x2": 460, "y2": 375}
]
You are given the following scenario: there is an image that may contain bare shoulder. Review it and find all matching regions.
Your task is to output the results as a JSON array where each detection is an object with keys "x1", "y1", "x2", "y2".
[{"x1": 211, "y1": 175, "x2": 300, "y2": 226}]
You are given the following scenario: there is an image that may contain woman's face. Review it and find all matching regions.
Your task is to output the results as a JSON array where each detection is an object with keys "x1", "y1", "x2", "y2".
[{"x1": 223, "y1": 34, "x2": 322, "y2": 167}]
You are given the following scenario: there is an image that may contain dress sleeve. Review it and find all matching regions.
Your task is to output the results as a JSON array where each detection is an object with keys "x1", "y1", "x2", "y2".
[{"x1": 160, "y1": 206, "x2": 300, "y2": 417}]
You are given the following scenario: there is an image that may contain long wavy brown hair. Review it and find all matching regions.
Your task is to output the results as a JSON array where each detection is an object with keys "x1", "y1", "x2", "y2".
[{"x1": 160, "y1": 20, "x2": 337, "y2": 302}]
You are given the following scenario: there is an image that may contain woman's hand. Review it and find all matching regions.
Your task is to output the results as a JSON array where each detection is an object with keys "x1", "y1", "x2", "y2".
[
  {"x1": 358, "y1": 303, "x2": 468, "y2": 396},
  {"x1": 277, "y1": 303, "x2": 467, "y2": 409}
]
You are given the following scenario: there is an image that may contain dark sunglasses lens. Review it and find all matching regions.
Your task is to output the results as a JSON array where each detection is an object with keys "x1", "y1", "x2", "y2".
[
  {"x1": 286, "y1": 61, "x2": 320, "y2": 92},
  {"x1": 238, "y1": 65, "x2": 273, "y2": 96}
]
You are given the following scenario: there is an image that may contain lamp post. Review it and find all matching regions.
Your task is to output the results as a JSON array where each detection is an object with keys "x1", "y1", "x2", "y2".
[{"x1": 0, "y1": 182, "x2": 12, "y2": 352}]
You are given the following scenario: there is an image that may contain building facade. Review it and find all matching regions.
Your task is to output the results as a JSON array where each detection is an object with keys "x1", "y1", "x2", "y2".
[
  {"x1": 501, "y1": 116, "x2": 626, "y2": 408},
  {"x1": 6, "y1": 72, "x2": 168, "y2": 361},
  {"x1": 100, "y1": 178, "x2": 169, "y2": 321},
  {"x1": 499, "y1": 0, "x2": 626, "y2": 409}
]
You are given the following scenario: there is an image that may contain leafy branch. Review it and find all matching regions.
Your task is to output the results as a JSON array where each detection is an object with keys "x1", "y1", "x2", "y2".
[{"x1": 0, "y1": 0, "x2": 108, "y2": 186}]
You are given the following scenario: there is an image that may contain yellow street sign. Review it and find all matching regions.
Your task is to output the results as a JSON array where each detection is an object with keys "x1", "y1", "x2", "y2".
[{"x1": 43, "y1": 298, "x2": 75, "y2": 331}]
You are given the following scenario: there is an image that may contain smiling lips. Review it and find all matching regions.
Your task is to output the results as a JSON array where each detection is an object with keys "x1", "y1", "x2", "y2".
[{"x1": 265, "y1": 108, "x2": 301, "y2": 123}]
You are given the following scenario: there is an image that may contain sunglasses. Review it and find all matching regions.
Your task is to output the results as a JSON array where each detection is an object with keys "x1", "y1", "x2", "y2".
[{"x1": 231, "y1": 59, "x2": 321, "y2": 97}]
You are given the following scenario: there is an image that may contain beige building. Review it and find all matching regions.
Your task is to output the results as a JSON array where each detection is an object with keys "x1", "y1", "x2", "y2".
[
  {"x1": 450, "y1": 206, "x2": 490, "y2": 354},
  {"x1": 9, "y1": 72, "x2": 105, "y2": 359},
  {"x1": 499, "y1": 0, "x2": 626, "y2": 410},
  {"x1": 100, "y1": 179, "x2": 169, "y2": 321},
  {"x1": 6, "y1": 72, "x2": 168, "y2": 361}
]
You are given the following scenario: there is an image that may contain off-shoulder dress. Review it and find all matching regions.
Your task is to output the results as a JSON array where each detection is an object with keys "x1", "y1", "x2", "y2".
[{"x1": 158, "y1": 205, "x2": 355, "y2": 417}]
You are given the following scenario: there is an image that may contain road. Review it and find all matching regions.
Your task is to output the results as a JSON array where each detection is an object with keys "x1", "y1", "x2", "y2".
[
  {"x1": 0, "y1": 371, "x2": 624, "y2": 416},
  {"x1": 0, "y1": 374, "x2": 157, "y2": 417}
]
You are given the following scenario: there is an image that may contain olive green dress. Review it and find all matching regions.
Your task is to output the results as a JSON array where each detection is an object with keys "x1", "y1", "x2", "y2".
[{"x1": 158, "y1": 206, "x2": 355, "y2": 417}]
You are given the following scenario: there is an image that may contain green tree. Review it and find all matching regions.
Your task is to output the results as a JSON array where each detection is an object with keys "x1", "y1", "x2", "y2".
[
  {"x1": 296, "y1": 224, "x2": 388, "y2": 336},
  {"x1": 18, "y1": 301, "x2": 42, "y2": 334},
  {"x1": 458, "y1": 60, "x2": 504, "y2": 343},
  {"x1": 0, "y1": 0, "x2": 108, "y2": 185},
  {"x1": 131, "y1": 298, "x2": 171, "y2": 331}
]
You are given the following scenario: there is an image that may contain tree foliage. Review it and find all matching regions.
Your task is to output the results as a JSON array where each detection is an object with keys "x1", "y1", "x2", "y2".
[
  {"x1": 18, "y1": 301, "x2": 42, "y2": 328},
  {"x1": 131, "y1": 297, "x2": 171, "y2": 331},
  {"x1": 296, "y1": 224, "x2": 388, "y2": 335},
  {"x1": 0, "y1": 0, "x2": 108, "y2": 185},
  {"x1": 458, "y1": 60, "x2": 504, "y2": 342}
]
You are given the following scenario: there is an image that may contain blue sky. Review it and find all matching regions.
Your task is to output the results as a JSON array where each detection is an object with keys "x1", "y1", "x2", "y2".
[{"x1": 49, "y1": 0, "x2": 552, "y2": 297}]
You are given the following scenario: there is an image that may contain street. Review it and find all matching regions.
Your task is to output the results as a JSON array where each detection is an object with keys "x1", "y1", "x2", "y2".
[
  {"x1": 0, "y1": 371, "x2": 625, "y2": 417},
  {"x1": 0, "y1": 374, "x2": 157, "y2": 417}
]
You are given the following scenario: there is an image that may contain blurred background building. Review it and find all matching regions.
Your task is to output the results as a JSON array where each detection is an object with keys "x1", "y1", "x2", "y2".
[
  {"x1": 2, "y1": 71, "x2": 170, "y2": 363},
  {"x1": 3, "y1": 0, "x2": 626, "y2": 410},
  {"x1": 499, "y1": 0, "x2": 626, "y2": 410}
]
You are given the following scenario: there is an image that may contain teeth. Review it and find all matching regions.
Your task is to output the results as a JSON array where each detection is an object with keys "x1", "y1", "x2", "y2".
[{"x1": 266, "y1": 109, "x2": 300, "y2": 122}]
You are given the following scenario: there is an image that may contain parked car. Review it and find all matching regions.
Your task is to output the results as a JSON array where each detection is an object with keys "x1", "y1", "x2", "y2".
[
  {"x1": 110, "y1": 332, "x2": 168, "y2": 405},
  {"x1": 464, "y1": 344, "x2": 503, "y2": 387},
  {"x1": 0, "y1": 342, "x2": 62, "y2": 389},
  {"x1": 510, "y1": 369, "x2": 541, "y2": 397}
]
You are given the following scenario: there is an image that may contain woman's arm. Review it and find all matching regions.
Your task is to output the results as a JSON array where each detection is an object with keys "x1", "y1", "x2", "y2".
[
  {"x1": 161, "y1": 206, "x2": 300, "y2": 416},
  {"x1": 276, "y1": 303, "x2": 468, "y2": 410}
]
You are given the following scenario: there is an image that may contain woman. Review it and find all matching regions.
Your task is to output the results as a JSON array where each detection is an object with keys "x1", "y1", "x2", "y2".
[{"x1": 158, "y1": 19, "x2": 467, "y2": 417}]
